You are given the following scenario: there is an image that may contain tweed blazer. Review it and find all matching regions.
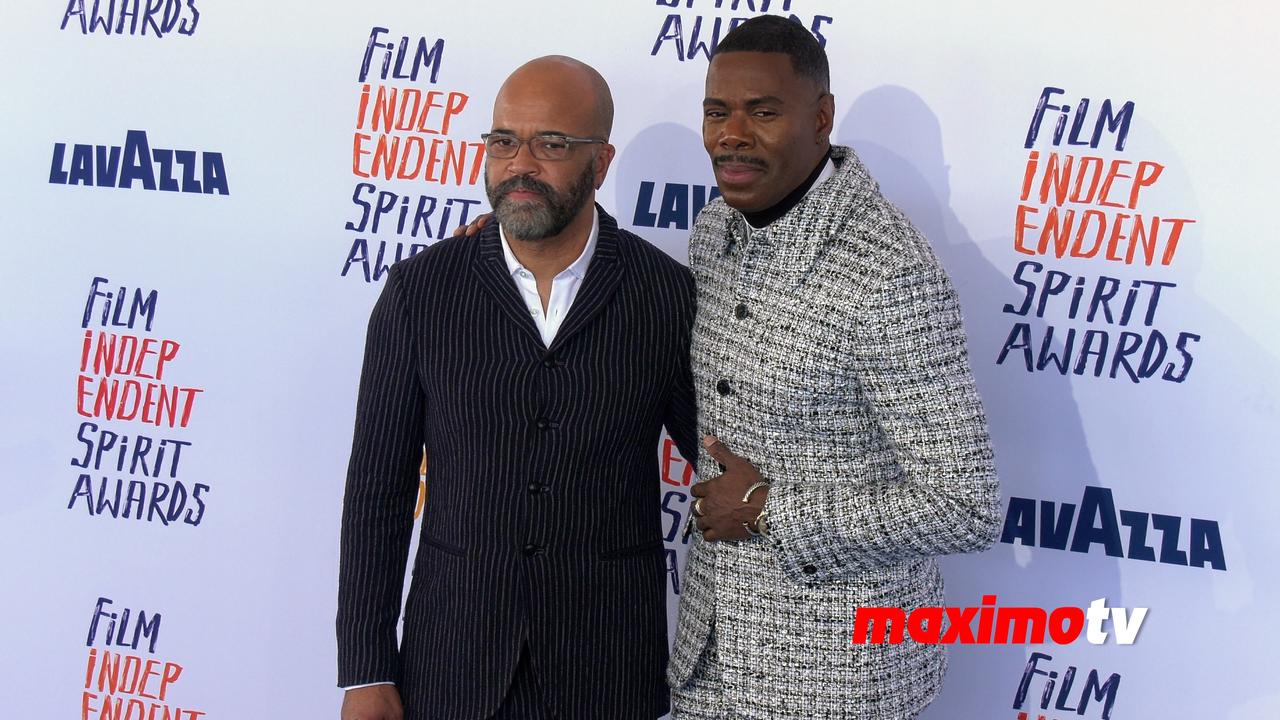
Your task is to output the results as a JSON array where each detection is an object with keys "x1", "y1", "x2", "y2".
[
  {"x1": 668, "y1": 146, "x2": 1001, "y2": 719},
  {"x1": 338, "y1": 207, "x2": 698, "y2": 720}
]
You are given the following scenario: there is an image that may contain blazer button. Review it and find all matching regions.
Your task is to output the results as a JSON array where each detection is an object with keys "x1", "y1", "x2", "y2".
[
  {"x1": 716, "y1": 379, "x2": 732, "y2": 396},
  {"x1": 536, "y1": 417, "x2": 551, "y2": 430},
  {"x1": 527, "y1": 482, "x2": 542, "y2": 494},
  {"x1": 734, "y1": 303, "x2": 749, "y2": 320},
  {"x1": 802, "y1": 564, "x2": 818, "y2": 575},
  {"x1": 523, "y1": 543, "x2": 544, "y2": 556},
  {"x1": 542, "y1": 355, "x2": 557, "y2": 368}
]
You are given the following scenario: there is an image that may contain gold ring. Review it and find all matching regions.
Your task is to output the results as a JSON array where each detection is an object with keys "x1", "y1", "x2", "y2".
[{"x1": 694, "y1": 498, "x2": 705, "y2": 517}]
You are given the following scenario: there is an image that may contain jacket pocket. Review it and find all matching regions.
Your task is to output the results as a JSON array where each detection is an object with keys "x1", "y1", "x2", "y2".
[
  {"x1": 421, "y1": 533, "x2": 466, "y2": 557},
  {"x1": 598, "y1": 538, "x2": 664, "y2": 560}
]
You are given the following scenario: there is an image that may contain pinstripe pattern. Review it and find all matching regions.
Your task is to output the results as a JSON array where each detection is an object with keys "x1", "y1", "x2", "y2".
[
  {"x1": 668, "y1": 146, "x2": 1000, "y2": 719},
  {"x1": 338, "y1": 206, "x2": 697, "y2": 720},
  {"x1": 492, "y1": 646, "x2": 555, "y2": 718}
]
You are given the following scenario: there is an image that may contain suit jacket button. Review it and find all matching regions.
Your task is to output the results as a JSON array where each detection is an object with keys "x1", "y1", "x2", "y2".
[
  {"x1": 734, "y1": 303, "x2": 749, "y2": 320},
  {"x1": 542, "y1": 356, "x2": 557, "y2": 368},
  {"x1": 716, "y1": 379, "x2": 732, "y2": 396},
  {"x1": 802, "y1": 564, "x2": 818, "y2": 575},
  {"x1": 527, "y1": 482, "x2": 542, "y2": 494},
  {"x1": 536, "y1": 417, "x2": 551, "y2": 430},
  {"x1": 523, "y1": 543, "x2": 544, "y2": 556}
]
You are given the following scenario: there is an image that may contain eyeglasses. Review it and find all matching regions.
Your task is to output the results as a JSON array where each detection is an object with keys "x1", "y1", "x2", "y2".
[{"x1": 481, "y1": 132, "x2": 606, "y2": 160}]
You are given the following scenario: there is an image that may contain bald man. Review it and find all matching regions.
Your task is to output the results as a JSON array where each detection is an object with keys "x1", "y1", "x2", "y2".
[{"x1": 337, "y1": 56, "x2": 697, "y2": 720}]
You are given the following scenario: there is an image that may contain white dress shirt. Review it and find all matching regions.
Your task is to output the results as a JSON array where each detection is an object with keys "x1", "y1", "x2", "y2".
[{"x1": 500, "y1": 208, "x2": 599, "y2": 346}]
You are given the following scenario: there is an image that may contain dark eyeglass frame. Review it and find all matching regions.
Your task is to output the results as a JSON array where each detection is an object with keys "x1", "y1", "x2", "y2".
[{"x1": 481, "y1": 132, "x2": 606, "y2": 160}]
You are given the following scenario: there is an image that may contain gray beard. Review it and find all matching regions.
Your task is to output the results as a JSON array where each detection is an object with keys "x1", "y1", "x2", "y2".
[{"x1": 486, "y1": 163, "x2": 595, "y2": 241}]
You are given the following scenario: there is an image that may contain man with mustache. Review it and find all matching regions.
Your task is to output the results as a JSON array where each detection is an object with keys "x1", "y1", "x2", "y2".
[
  {"x1": 338, "y1": 55, "x2": 696, "y2": 720},
  {"x1": 670, "y1": 16, "x2": 1001, "y2": 719}
]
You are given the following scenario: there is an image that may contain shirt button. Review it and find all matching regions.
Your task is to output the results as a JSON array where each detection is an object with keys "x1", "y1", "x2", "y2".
[
  {"x1": 716, "y1": 379, "x2": 732, "y2": 396},
  {"x1": 734, "y1": 303, "x2": 749, "y2": 320}
]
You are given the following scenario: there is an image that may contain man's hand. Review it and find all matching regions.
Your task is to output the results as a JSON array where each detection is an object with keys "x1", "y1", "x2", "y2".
[
  {"x1": 341, "y1": 684, "x2": 404, "y2": 720},
  {"x1": 691, "y1": 435, "x2": 768, "y2": 541},
  {"x1": 450, "y1": 212, "x2": 492, "y2": 237}
]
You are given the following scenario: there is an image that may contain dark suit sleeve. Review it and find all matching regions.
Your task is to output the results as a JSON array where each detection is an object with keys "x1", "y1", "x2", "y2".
[
  {"x1": 337, "y1": 266, "x2": 424, "y2": 687},
  {"x1": 664, "y1": 268, "x2": 699, "y2": 473}
]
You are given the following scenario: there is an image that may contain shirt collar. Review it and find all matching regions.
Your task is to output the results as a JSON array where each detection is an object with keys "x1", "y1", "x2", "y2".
[{"x1": 500, "y1": 207, "x2": 599, "y2": 279}]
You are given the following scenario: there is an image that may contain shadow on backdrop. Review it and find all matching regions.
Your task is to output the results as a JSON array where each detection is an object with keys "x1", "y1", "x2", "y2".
[{"x1": 838, "y1": 85, "x2": 1121, "y2": 719}]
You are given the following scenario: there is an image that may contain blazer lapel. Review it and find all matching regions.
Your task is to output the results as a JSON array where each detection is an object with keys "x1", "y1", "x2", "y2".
[
  {"x1": 469, "y1": 223, "x2": 545, "y2": 348},
  {"x1": 547, "y1": 206, "x2": 625, "y2": 354}
]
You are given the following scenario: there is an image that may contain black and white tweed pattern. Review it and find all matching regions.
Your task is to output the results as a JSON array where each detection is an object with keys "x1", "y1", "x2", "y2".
[
  {"x1": 668, "y1": 146, "x2": 1001, "y2": 719},
  {"x1": 670, "y1": 625, "x2": 733, "y2": 720}
]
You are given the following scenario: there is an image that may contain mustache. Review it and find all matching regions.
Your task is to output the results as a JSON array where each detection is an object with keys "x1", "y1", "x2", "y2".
[
  {"x1": 714, "y1": 154, "x2": 768, "y2": 170},
  {"x1": 493, "y1": 174, "x2": 555, "y2": 199}
]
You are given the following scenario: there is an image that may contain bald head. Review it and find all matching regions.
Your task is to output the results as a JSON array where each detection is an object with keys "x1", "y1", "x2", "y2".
[
  {"x1": 495, "y1": 55, "x2": 614, "y2": 140},
  {"x1": 485, "y1": 56, "x2": 619, "y2": 245}
]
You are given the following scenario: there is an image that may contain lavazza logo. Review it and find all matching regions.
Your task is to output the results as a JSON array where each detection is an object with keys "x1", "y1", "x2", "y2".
[{"x1": 49, "y1": 130, "x2": 229, "y2": 196}]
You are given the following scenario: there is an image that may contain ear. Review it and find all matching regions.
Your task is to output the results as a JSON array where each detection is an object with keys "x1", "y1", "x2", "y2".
[
  {"x1": 592, "y1": 143, "x2": 617, "y2": 189},
  {"x1": 815, "y1": 92, "x2": 835, "y2": 143}
]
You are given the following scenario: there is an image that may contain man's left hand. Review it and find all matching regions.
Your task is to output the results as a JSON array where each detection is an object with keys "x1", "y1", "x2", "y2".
[
  {"x1": 451, "y1": 212, "x2": 492, "y2": 237},
  {"x1": 691, "y1": 435, "x2": 768, "y2": 542}
]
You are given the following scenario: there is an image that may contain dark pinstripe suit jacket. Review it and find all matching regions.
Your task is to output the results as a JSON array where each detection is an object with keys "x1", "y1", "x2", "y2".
[{"x1": 338, "y1": 207, "x2": 697, "y2": 720}]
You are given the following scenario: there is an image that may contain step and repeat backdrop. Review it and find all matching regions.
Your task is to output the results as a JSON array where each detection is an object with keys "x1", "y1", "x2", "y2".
[{"x1": 2, "y1": 1, "x2": 1277, "y2": 718}]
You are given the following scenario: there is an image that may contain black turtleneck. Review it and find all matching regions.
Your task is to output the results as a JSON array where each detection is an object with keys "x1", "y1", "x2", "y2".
[{"x1": 742, "y1": 147, "x2": 833, "y2": 229}]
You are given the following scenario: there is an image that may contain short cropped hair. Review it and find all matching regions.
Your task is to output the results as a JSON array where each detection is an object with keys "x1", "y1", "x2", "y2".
[{"x1": 713, "y1": 15, "x2": 830, "y2": 91}]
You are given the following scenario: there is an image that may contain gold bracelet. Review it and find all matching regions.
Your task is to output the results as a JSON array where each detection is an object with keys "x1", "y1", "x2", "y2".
[{"x1": 741, "y1": 480, "x2": 770, "y2": 504}]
